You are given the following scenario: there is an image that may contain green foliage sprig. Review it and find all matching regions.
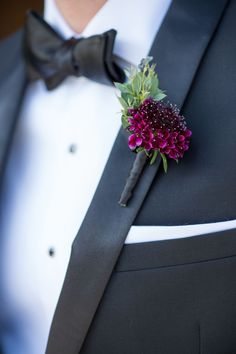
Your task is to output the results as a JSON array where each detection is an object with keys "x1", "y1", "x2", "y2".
[{"x1": 114, "y1": 57, "x2": 166, "y2": 129}]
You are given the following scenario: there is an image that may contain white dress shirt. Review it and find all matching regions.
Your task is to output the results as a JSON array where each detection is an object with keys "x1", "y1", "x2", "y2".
[{"x1": 0, "y1": 1, "x2": 235, "y2": 354}]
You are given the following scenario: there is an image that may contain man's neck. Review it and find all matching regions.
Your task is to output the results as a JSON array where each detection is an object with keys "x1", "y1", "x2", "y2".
[{"x1": 55, "y1": 0, "x2": 107, "y2": 34}]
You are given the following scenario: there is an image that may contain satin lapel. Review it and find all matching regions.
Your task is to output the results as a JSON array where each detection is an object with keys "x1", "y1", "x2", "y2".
[
  {"x1": 149, "y1": 0, "x2": 229, "y2": 107},
  {"x1": 46, "y1": 1, "x2": 228, "y2": 353},
  {"x1": 0, "y1": 30, "x2": 27, "y2": 186}
]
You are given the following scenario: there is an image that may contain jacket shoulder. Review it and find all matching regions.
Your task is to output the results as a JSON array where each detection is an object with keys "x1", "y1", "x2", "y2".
[
  {"x1": 0, "y1": 29, "x2": 23, "y2": 52},
  {"x1": 0, "y1": 29, "x2": 24, "y2": 81}
]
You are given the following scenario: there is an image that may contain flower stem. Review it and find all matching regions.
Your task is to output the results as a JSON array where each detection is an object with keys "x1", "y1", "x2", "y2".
[{"x1": 119, "y1": 151, "x2": 148, "y2": 207}]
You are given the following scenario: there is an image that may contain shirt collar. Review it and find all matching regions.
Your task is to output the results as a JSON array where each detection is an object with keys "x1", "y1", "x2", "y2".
[{"x1": 44, "y1": 0, "x2": 172, "y2": 66}]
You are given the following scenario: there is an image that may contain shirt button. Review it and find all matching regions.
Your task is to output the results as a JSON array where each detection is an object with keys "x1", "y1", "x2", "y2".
[
  {"x1": 48, "y1": 247, "x2": 55, "y2": 257},
  {"x1": 68, "y1": 144, "x2": 77, "y2": 154}
]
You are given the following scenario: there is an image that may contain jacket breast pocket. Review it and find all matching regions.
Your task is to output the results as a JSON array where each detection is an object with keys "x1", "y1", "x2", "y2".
[{"x1": 82, "y1": 231, "x2": 236, "y2": 354}]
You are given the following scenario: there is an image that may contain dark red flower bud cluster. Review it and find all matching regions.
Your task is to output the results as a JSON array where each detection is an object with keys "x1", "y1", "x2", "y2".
[{"x1": 128, "y1": 98, "x2": 192, "y2": 160}]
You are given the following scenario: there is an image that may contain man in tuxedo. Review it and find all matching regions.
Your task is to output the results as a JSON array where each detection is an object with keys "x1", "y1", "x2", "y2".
[{"x1": 0, "y1": 0, "x2": 236, "y2": 353}]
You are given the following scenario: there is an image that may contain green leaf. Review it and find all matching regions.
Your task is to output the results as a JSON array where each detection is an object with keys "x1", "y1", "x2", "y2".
[
  {"x1": 132, "y1": 73, "x2": 142, "y2": 95},
  {"x1": 132, "y1": 97, "x2": 141, "y2": 108},
  {"x1": 150, "y1": 150, "x2": 159, "y2": 165},
  {"x1": 127, "y1": 97, "x2": 133, "y2": 106},
  {"x1": 149, "y1": 76, "x2": 159, "y2": 96},
  {"x1": 143, "y1": 77, "x2": 152, "y2": 91},
  {"x1": 121, "y1": 114, "x2": 129, "y2": 129},
  {"x1": 126, "y1": 83, "x2": 133, "y2": 92},
  {"x1": 118, "y1": 96, "x2": 128, "y2": 110},
  {"x1": 161, "y1": 153, "x2": 168, "y2": 173},
  {"x1": 129, "y1": 66, "x2": 138, "y2": 79},
  {"x1": 121, "y1": 92, "x2": 133, "y2": 104},
  {"x1": 114, "y1": 82, "x2": 125, "y2": 91},
  {"x1": 114, "y1": 82, "x2": 132, "y2": 94},
  {"x1": 136, "y1": 146, "x2": 144, "y2": 153},
  {"x1": 153, "y1": 91, "x2": 166, "y2": 101},
  {"x1": 144, "y1": 149, "x2": 151, "y2": 157}
]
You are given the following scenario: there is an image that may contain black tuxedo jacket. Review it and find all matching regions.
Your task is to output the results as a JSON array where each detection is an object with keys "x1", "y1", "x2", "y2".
[{"x1": 0, "y1": 1, "x2": 236, "y2": 353}]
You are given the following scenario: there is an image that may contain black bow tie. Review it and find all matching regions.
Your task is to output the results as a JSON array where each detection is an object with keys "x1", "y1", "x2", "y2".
[{"x1": 24, "y1": 11, "x2": 126, "y2": 90}]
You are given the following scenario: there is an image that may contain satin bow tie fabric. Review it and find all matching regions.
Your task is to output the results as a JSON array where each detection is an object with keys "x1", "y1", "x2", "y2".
[{"x1": 24, "y1": 11, "x2": 125, "y2": 90}]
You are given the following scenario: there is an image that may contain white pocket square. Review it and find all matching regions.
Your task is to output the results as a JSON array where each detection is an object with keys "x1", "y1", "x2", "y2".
[{"x1": 125, "y1": 220, "x2": 236, "y2": 244}]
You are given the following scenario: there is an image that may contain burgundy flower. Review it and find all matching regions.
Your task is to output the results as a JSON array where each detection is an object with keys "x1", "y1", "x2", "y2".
[
  {"x1": 128, "y1": 134, "x2": 142, "y2": 149},
  {"x1": 127, "y1": 98, "x2": 192, "y2": 160}
]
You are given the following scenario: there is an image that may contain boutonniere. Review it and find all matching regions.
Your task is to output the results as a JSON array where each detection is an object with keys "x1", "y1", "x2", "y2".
[{"x1": 115, "y1": 57, "x2": 192, "y2": 206}]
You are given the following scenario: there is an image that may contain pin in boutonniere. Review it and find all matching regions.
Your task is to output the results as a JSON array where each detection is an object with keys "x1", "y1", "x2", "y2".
[{"x1": 115, "y1": 57, "x2": 192, "y2": 207}]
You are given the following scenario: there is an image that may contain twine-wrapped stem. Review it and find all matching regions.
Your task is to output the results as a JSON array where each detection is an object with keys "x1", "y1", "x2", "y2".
[{"x1": 119, "y1": 151, "x2": 148, "y2": 207}]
